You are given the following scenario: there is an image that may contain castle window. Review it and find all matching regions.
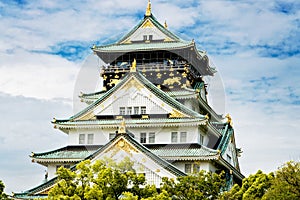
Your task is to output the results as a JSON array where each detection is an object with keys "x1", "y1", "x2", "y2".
[
  {"x1": 149, "y1": 35, "x2": 153, "y2": 40},
  {"x1": 200, "y1": 134, "x2": 204, "y2": 145},
  {"x1": 127, "y1": 107, "x2": 132, "y2": 115},
  {"x1": 87, "y1": 134, "x2": 94, "y2": 144},
  {"x1": 119, "y1": 107, "x2": 125, "y2": 115},
  {"x1": 109, "y1": 133, "x2": 116, "y2": 140},
  {"x1": 171, "y1": 132, "x2": 178, "y2": 143},
  {"x1": 134, "y1": 107, "x2": 139, "y2": 115},
  {"x1": 180, "y1": 132, "x2": 187, "y2": 143},
  {"x1": 149, "y1": 132, "x2": 155, "y2": 143},
  {"x1": 140, "y1": 132, "x2": 146, "y2": 143},
  {"x1": 193, "y1": 164, "x2": 200, "y2": 173},
  {"x1": 143, "y1": 35, "x2": 147, "y2": 41},
  {"x1": 141, "y1": 106, "x2": 146, "y2": 114},
  {"x1": 79, "y1": 134, "x2": 85, "y2": 144},
  {"x1": 185, "y1": 164, "x2": 192, "y2": 173}
]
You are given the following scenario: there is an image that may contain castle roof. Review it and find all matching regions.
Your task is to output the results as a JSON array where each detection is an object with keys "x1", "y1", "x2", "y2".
[
  {"x1": 92, "y1": 5, "x2": 216, "y2": 76},
  {"x1": 53, "y1": 71, "x2": 207, "y2": 129}
]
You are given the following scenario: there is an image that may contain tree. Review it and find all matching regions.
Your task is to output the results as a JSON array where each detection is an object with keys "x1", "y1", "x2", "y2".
[
  {"x1": 0, "y1": 180, "x2": 8, "y2": 200},
  {"x1": 263, "y1": 161, "x2": 300, "y2": 200},
  {"x1": 220, "y1": 170, "x2": 273, "y2": 200},
  {"x1": 160, "y1": 170, "x2": 226, "y2": 200},
  {"x1": 47, "y1": 158, "x2": 157, "y2": 200},
  {"x1": 221, "y1": 161, "x2": 300, "y2": 200}
]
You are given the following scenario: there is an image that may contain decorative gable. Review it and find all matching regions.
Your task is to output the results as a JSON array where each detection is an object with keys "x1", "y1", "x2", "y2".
[
  {"x1": 121, "y1": 18, "x2": 174, "y2": 43},
  {"x1": 73, "y1": 74, "x2": 193, "y2": 121},
  {"x1": 91, "y1": 135, "x2": 180, "y2": 187}
]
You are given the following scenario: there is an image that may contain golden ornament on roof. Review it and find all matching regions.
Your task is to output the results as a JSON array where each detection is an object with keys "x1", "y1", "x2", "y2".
[
  {"x1": 130, "y1": 59, "x2": 137, "y2": 72},
  {"x1": 145, "y1": 0, "x2": 152, "y2": 16},
  {"x1": 118, "y1": 119, "x2": 126, "y2": 134},
  {"x1": 225, "y1": 113, "x2": 233, "y2": 126}
]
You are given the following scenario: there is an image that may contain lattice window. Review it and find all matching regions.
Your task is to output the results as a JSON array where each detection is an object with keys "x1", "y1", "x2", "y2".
[
  {"x1": 134, "y1": 107, "x2": 139, "y2": 115},
  {"x1": 87, "y1": 134, "x2": 94, "y2": 144},
  {"x1": 119, "y1": 107, "x2": 125, "y2": 115},
  {"x1": 171, "y1": 132, "x2": 178, "y2": 143},
  {"x1": 140, "y1": 132, "x2": 147, "y2": 143},
  {"x1": 185, "y1": 164, "x2": 192, "y2": 173},
  {"x1": 149, "y1": 132, "x2": 155, "y2": 143},
  {"x1": 79, "y1": 134, "x2": 85, "y2": 144},
  {"x1": 180, "y1": 132, "x2": 187, "y2": 143},
  {"x1": 141, "y1": 106, "x2": 146, "y2": 114}
]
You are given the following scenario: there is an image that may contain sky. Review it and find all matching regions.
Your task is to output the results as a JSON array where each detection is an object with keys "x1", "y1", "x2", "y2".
[{"x1": 0, "y1": 0, "x2": 300, "y2": 194}]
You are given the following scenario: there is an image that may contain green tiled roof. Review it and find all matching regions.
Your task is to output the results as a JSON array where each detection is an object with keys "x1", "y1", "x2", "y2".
[
  {"x1": 80, "y1": 88, "x2": 197, "y2": 104},
  {"x1": 145, "y1": 143, "x2": 219, "y2": 160},
  {"x1": 29, "y1": 143, "x2": 219, "y2": 161},
  {"x1": 93, "y1": 41, "x2": 192, "y2": 52},
  {"x1": 55, "y1": 118, "x2": 206, "y2": 130},
  {"x1": 31, "y1": 145, "x2": 101, "y2": 160}
]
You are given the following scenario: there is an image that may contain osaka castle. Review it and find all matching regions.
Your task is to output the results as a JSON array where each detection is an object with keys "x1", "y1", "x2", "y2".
[{"x1": 13, "y1": 1, "x2": 244, "y2": 199}]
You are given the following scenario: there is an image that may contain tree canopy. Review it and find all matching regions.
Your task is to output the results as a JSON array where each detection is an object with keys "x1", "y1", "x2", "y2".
[
  {"x1": 47, "y1": 158, "x2": 300, "y2": 200},
  {"x1": 47, "y1": 158, "x2": 225, "y2": 200},
  {"x1": 0, "y1": 180, "x2": 8, "y2": 200},
  {"x1": 221, "y1": 161, "x2": 300, "y2": 200}
]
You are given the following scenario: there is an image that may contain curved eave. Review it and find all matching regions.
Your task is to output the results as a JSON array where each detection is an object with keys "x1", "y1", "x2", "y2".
[
  {"x1": 207, "y1": 122, "x2": 222, "y2": 137},
  {"x1": 81, "y1": 89, "x2": 198, "y2": 103},
  {"x1": 54, "y1": 118, "x2": 207, "y2": 130},
  {"x1": 166, "y1": 89, "x2": 198, "y2": 99},
  {"x1": 32, "y1": 158, "x2": 82, "y2": 164},
  {"x1": 218, "y1": 156, "x2": 245, "y2": 181},
  {"x1": 163, "y1": 156, "x2": 219, "y2": 161},
  {"x1": 198, "y1": 95, "x2": 223, "y2": 122},
  {"x1": 93, "y1": 41, "x2": 192, "y2": 53},
  {"x1": 93, "y1": 42, "x2": 215, "y2": 76}
]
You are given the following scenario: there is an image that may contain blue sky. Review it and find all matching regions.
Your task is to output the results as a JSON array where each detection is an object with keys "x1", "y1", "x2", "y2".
[{"x1": 0, "y1": 0, "x2": 300, "y2": 194}]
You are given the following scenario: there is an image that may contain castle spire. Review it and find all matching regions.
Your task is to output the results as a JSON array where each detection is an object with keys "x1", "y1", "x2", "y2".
[{"x1": 145, "y1": 0, "x2": 152, "y2": 16}]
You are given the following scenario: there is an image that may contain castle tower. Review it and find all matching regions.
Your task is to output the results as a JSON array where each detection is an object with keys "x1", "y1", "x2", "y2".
[{"x1": 13, "y1": 1, "x2": 243, "y2": 198}]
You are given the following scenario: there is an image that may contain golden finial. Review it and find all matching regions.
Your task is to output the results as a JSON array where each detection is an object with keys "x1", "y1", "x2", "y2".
[
  {"x1": 225, "y1": 113, "x2": 233, "y2": 126},
  {"x1": 145, "y1": 0, "x2": 151, "y2": 16},
  {"x1": 130, "y1": 59, "x2": 137, "y2": 72},
  {"x1": 164, "y1": 20, "x2": 168, "y2": 29},
  {"x1": 118, "y1": 119, "x2": 126, "y2": 134},
  {"x1": 205, "y1": 114, "x2": 209, "y2": 120}
]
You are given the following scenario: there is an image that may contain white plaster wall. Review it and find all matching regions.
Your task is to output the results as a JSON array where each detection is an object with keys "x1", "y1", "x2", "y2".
[
  {"x1": 128, "y1": 126, "x2": 199, "y2": 144},
  {"x1": 68, "y1": 128, "x2": 118, "y2": 145},
  {"x1": 47, "y1": 164, "x2": 57, "y2": 179},
  {"x1": 223, "y1": 139, "x2": 236, "y2": 167},
  {"x1": 173, "y1": 161, "x2": 217, "y2": 173},
  {"x1": 67, "y1": 125, "x2": 202, "y2": 145},
  {"x1": 130, "y1": 26, "x2": 167, "y2": 42}
]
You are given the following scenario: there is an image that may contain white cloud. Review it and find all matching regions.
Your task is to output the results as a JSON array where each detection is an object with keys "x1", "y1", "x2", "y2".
[{"x1": 0, "y1": 49, "x2": 80, "y2": 100}]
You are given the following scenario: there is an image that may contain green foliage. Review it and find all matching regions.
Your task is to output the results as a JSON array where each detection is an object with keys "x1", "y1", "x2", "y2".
[
  {"x1": 0, "y1": 180, "x2": 8, "y2": 200},
  {"x1": 220, "y1": 170, "x2": 273, "y2": 200},
  {"x1": 263, "y1": 161, "x2": 300, "y2": 200},
  {"x1": 47, "y1": 158, "x2": 157, "y2": 200},
  {"x1": 222, "y1": 161, "x2": 300, "y2": 200},
  {"x1": 161, "y1": 170, "x2": 226, "y2": 200},
  {"x1": 48, "y1": 158, "x2": 227, "y2": 200}
]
